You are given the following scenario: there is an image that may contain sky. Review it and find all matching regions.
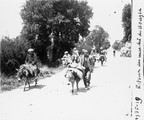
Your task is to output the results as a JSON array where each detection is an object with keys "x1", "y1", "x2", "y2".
[{"x1": 0, "y1": 0, "x2": 130, "y2": 44}]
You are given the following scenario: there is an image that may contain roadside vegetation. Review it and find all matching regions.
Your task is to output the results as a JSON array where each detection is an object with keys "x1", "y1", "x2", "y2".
[
  {"x1": 112, "y1": 3, "x2": 131, "y2": 57},
  {"x1": 0, "y1": 65, "x2": 64, "y2": 93}
]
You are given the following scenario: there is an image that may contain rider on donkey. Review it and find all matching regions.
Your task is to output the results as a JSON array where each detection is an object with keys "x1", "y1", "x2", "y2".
[
  {"x1": 61, "y1": 51, "x2": 71, "y2": 66},
  {"x1": 25, "y1": 48, "x2": 39, "y2": 76},
  {"x1": 71, "y1": 47, "x2": 80, "y2": 63}
]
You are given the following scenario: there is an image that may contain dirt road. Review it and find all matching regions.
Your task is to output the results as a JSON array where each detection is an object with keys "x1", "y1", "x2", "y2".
[{"x1": 0, "y1": 52, "x2": 132, "y2": 120}]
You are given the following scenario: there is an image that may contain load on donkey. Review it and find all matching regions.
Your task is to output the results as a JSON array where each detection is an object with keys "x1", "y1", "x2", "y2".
[{"x1": 16, "y1": 48, "x2": 40, "y2": 91}]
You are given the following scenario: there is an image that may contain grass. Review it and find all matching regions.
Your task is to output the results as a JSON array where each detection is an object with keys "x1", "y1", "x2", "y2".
[{"x1": 0, "y1": 65, "x2": 65, "y2": 93}]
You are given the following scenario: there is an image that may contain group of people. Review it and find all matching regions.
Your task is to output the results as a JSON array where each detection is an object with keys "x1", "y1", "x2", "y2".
[
  {"x1": 61, "y1": 47, "x2": 107, "y2": 70},
  {"x1": 62, "y1": 48, "x2": 96, "y2": 69},
  {"x1": 23, "y1": 47, "x2": 107, "y2": 75},
  {"x1": 62, "y1": 48, "x2": 97, "y2": 88},
  {"x1": 17, "y1": 47, "x2": 107, "y2": 91}
]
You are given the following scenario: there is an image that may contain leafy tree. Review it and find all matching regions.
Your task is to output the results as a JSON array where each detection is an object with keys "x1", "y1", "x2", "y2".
[
  {"x1": 122, "y1": 4, "x2": 131, "y2": 43},
  {"x1": 76, "y1": 38, "x2": 92, "y2": 54},
  {"x1": 112, "y1": 40, "x2": 123, "y2": 51},
  {"x1": 21, "y1": 0, "x2": 53, "y2": 63},
  {"x1": 85, "y1": 25, "x2": 110, "y2": 53},
  {"x1": 20, "y1": 0, "x2": 93, "y2": 64}
]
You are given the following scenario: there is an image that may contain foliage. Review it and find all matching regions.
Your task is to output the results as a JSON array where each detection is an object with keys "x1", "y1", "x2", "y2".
[
  {"x1": 112, "y1": 40, "x2": 123, "y2": 51},
  {"x1": 0, "y1": 36, "x2": 30, "y2": 75},
  {"x1": 20, "y1": 0, "x2": 93, "y2": 64},
  {"x1": 85, "y1": 25, "x2": 110, "y2": 53},
  {"x1": 122, "y1": 4, "x2": 131, "y2": 43},
  {"x1": 76, "y1": 42, "x2": 92, "y2": 54}
]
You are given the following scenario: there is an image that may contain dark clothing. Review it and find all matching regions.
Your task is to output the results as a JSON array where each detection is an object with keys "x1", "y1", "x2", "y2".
[
  {"x1": 83, "y1": 57, "x2": 90, "y2": 69},
  {"x1": 25, "y1": 53, "x2": 38, "y2": 65},
  {"x1": 83, "y1": 67, "x2": 90, "y2": 87},
  {"x1": 81, "y1": 55, "x2": 91, "y2": 88}
]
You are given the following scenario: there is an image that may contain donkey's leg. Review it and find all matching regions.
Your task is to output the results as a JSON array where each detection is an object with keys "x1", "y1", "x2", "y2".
[
  {"x1": 71, "y1": 81, "x2": 75, "y2": 94},
  {"x1": 28, "y1": 79, "x2": 30, "y2": 90},
  {"x1": 35, "y1": 79, "x2": 37, "y2": 86},
  {"x1": 101, "y1": 60, "x2": 103, "y2": 66},
  {"x1": 76, "y1": 80, "x2": 79, "y2": 91},
  {"x1": 87, "y1": 72, "x2": 91, "y2": 88},
  {"x1": 35, "y1": 77, "x2": 38, "y2": 86},
  {"x1": 34, "y1": 68, "x2": 39, "y2": 86},
  {"x1": 24, "y1": 80, "x2": 27, "y2": 91}
]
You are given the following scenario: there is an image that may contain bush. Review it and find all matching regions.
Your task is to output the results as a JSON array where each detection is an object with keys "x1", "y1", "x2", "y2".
[
  {"x1": 0, "y1": 36, "x2": 30, "y2": 75},
  {"x1": 76, "y1": 44, "x2": 92, "y2": 54}
]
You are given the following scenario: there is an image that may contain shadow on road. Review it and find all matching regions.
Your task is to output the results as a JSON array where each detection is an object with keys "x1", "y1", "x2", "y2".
[
  {"x1": 101, "y1": 64, "x2": 108, "y2": 67},
  {"x1": 77, "y1": 85, "x2": 97, "y2": 93},
  {"x1": 24, "y1": 84, "x2": 46, "y2": 91},
  {"x1": 77, "y1": 87, "x2": 87, "y2": 93}
]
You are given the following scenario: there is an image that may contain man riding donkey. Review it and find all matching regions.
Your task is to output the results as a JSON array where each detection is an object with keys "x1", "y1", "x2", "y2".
[
  {"x1": 17, "y1": 48, "x2": 40, "y2": 90},
  {"x1": 25, "y1": 48, "x2": 39, "y2": 76},
  {"x1": 71, "y1": 47, "x2": 80, "y2": 63},
  {"x1": 65, "y1": 48, "x2": 92, "y2": 94},
  {"x1": 61, "y1": 51, "x2": 71, "y2": 66}
]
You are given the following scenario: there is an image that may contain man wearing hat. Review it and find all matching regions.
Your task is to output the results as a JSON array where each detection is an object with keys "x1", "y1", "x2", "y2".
[
  {"x1": 90, "y1": 47, "x2": 96, "y2": 56},
  {"x1": 62, "y1": 51, "x2": 71, "y2": 66},
  {"x1": 71, "y1": 47, "x2": 79, "y2": 63},
  {"x1": 25, "y1": 48, "x2": 38, "y2": 75},
  {"x1": 80, "y1": 49, "x2": 91, "y2": 89},
  {"x1": 25, "y1": 48, "x2": 38, "y2": 65}
]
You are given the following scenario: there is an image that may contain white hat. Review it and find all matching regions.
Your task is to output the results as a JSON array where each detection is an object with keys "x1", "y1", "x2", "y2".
[
  {"x1": 73, "y1": 47, "x2": 77, "y2": 50},
  {"x1": 65, "y1": 51, "x2": 68, "y2": 54},
  {"x1": 28, "y1": 48, "x2": 34, "y2": 52}
]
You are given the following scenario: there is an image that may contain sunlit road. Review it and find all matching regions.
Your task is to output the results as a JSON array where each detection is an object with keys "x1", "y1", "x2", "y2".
[{"x1": 0, "y1": 51, "x2": 132, "y2": 120}]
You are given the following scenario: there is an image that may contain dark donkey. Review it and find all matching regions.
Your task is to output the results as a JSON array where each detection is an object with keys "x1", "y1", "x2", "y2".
[{"x1": 16, "y1": 64, "x2": 40, "y2": 91}]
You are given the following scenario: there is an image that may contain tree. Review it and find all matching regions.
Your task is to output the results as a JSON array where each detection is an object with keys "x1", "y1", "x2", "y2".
[
  {"x1": 21, "y1": 0, "x2": 54, "y2": 63},
  {"x1": 112, "y1": 40, "x2": 123, "y2": 51},
  {"x1": 122, "y1": 4, "x2": 131, "y2": 43},
  {"x1": 20, "y1": 0, "x2": 93, "y2": 64},
  {"x1": 85, "y1": 25, "x2": 110, "y2": 53}
]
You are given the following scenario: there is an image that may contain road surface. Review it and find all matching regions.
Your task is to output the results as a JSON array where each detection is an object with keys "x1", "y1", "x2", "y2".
[{"x1": 0, "y1": 51, "x2": 132, "y2": 120}]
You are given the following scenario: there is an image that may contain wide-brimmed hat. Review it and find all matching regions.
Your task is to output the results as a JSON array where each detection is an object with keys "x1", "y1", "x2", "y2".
[{"x1": 28, "y1": 48, "x2": 34, "y2": 52}]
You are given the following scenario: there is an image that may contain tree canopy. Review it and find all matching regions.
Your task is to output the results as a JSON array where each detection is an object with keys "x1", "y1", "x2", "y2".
[
  {"x1": 112, "y1": 40, "x2": 123, "y2": 51},
  {"x1": 85, "y1": 25, "x2": 110, "y2": 53},
  {"x1": 122, "y1": 4, "x2": 131, "y2": 43},
  {"x1": 20, "y1": 0, "x2": 93, "y2": 64}
]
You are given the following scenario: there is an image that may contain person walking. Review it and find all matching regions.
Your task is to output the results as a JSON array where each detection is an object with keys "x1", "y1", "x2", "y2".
[{"x1": 80, "y1": 50, "x2": 91, "y2": 89}]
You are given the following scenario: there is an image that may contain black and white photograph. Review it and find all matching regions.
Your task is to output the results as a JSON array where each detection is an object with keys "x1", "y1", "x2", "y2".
[{"x1": 0, "y1": 0, "x2": 144, "y2": 120}]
